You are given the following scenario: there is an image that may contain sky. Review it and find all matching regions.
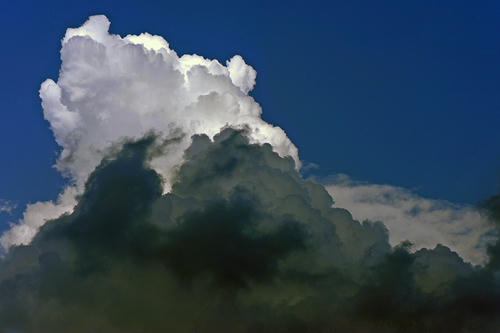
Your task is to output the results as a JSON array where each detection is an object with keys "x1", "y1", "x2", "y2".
[
  {"x1": 1, "y1": 0, "x2": 499, "y2": 215},
  {"x1": 0, "y1": 1, "x2": 499, "y2": 331}
]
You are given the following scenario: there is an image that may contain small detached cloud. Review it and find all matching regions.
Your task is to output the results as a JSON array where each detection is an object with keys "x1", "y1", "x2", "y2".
[
  {"x1": 325, "y1": 174, "x2": 497, "y2": 265},
  {"x1": 0, "y1": 200, "x2": 16, "y2": 215}
]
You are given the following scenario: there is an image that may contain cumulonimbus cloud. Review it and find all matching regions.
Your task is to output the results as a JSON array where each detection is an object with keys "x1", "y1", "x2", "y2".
[
  {"x1": 1, "y1": 14, "x2": 500, "y2": 330},
  {"x1": 1, "y1": 15, "x2": 298, "y2": 250},
  {"x1": 1, "y1": 15, "x2": 496, "y2": 270},
  {"x1": 325, "y1": 175, "x2": 497, "y2": 264}
]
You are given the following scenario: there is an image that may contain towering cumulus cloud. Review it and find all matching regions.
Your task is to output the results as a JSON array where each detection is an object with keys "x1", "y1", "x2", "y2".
[
  {"x1": 1, "y1": 15, "x2": 499, "y2": 332},
  {"x1": 1, "y1": 15, "x2": 298, "y2": 250}
]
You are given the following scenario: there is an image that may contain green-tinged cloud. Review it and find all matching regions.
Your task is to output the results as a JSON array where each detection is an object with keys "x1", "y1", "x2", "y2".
[{"x1": 0, "y1": 129, "x2": 499, "y2": 332}]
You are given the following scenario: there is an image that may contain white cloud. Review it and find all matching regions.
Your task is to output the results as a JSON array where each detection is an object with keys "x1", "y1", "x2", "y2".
[
  {"x1": 45, "y1": 15, "x2": 299, "y2": 190},
  {"x1": 325, "y1": 175, "x2": 497, "y2": 265},
  {"x1": 1, "y1": 15, "x2": 299, "y2": 251},
  {"x1": 0, "y1": 187, "x2": 78, "y2": 250}
]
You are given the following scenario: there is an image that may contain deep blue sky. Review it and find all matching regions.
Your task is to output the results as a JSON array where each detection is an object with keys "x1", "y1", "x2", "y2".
[{"x1": 1, "y1": 0, "x2": 499, "y2": 227}]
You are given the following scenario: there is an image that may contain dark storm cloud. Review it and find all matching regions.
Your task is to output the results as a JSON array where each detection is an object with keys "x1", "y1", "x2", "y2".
[
  {"x1": 481, "y1": 193, "x2": 500, "y2": 271},
  {"x1": 0, "y1": 129, "x2": 499, "y2": 332}
]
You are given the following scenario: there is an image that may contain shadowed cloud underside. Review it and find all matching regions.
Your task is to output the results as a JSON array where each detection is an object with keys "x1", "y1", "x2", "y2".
[{"x1": 0, "y1": 129, "x2": 499, "y2": 332}]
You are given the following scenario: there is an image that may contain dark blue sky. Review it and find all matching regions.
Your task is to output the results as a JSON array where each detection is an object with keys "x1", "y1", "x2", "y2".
[{"x1": 1, "y1": 0, "x2": 499, "y2": 227}]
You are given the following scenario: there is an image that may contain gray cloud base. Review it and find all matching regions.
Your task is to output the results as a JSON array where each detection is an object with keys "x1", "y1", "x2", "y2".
[{"x1": 0, "y1": 129, "x2": 499, "y2": 332}]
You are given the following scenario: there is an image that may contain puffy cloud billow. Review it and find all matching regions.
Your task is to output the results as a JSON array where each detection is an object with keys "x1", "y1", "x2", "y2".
[
  {"x1": 44, "y1": 15, "x2": 298, "y2": 186},
  {"x1": 1, "y1": 15, "x2": 500, "y2": 332}
]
